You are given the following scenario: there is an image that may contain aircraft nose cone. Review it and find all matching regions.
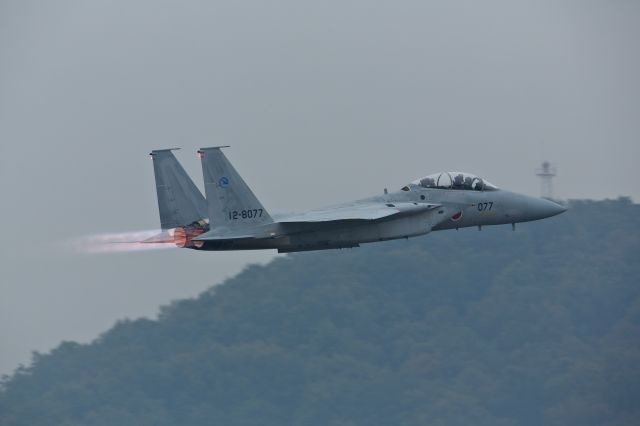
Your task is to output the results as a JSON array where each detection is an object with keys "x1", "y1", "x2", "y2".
[{"x1": 530, "y1": 198, "x2": 567, "y2": 219}]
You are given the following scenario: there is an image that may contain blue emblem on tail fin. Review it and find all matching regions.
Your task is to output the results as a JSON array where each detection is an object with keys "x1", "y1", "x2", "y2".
[{"x1": 218, "y1": 176, "x2": 230, "y2": 188}]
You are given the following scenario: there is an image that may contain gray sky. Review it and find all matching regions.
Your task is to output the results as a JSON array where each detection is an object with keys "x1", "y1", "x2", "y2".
[{"x1": 1, "y1": 0, "x2": 639, "y2": 376}]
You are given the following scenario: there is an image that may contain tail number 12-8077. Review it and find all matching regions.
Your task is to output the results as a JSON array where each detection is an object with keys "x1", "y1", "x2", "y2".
[{"x1": 229, "y1": 209, "x2": 264, "y2": 220}]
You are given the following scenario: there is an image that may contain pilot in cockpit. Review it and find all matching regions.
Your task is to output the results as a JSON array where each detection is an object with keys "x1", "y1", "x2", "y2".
[
  {"x1": 453, "y1": 173, "x2": 464, "y2": 189},
  {"x1": 421, "y1": 177, "x2": 436, "y2": 188},
  {"x1": 464, "y1": 176, "x2": 474, "y2": 190},
  {"x1": 410, "y1": 172, "x2": 497, "y2": 192}
]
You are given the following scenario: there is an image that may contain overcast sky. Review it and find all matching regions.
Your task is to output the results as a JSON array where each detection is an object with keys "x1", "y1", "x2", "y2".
[{"x1": 1, "y1": 0, "x2": 638, "y2": 376}]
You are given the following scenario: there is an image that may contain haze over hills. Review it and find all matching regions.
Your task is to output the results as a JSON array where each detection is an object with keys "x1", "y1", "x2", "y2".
[
  {"x1": 1, "y1": 198, "x2": 638, "y2": 426},
  {"x1": 2, "y1": 0, "x2": 640, "y2": 387}
]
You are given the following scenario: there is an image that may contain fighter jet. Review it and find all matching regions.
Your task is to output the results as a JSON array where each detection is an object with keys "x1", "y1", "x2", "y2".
[{"x1": 147, "y1": 147, "x2": 566, "y2": 253}]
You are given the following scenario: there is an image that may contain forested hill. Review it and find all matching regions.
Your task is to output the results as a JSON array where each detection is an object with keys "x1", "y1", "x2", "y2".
[{"x1": 1, "y1": 198, "x2": 639, "y2": 426}]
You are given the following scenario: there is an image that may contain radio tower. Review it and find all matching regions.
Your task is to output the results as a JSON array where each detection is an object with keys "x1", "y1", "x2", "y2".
[{"x1": 536, "y1": 161, "x2": 556, "y2": 199}]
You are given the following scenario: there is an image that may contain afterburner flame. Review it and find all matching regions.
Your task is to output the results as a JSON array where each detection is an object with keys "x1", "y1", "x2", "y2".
[
  {"x1": 71, "y1": 229, "x2": 176, "y2": 254},
  {"x1": 173, "y1": 226, "x2": 205, "y2": 248}
]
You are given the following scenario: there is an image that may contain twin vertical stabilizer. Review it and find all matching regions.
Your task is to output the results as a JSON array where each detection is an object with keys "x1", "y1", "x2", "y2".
[
  {"x1": 150, "y1": 147, "x2": 271, "y2": 231},
  {"x1": 150, "y1": 149, "x2": 207, "y2": 230},
  {"x1": 198, "y1": 147, "x2": 272, "y2": 229}
]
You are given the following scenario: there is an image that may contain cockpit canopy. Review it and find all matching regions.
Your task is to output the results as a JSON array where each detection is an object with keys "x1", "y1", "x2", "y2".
[{"x1": 406, "y1": 172, "x2": 498, "y2": 191}]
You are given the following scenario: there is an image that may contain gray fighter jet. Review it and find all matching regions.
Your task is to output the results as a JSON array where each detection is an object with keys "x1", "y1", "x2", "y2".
[{"x1": 147, "y1": 147, "x2": 566, "y2": 253}]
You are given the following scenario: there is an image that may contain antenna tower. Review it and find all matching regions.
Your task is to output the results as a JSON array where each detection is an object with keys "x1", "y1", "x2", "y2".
[{"x1": 535, "y1": 161, "x2": 556, "y2": 199}]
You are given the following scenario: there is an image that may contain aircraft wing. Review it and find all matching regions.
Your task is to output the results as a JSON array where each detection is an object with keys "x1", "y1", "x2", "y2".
[
  {"x1": 278, "y1": 202, "x2": 440, "y2": 224},
  {"x1": 194, "y1": 202, "x2": 441, "y2": 242}
]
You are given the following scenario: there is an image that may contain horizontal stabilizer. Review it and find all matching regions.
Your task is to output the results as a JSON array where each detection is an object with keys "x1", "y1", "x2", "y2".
[{"x1": 192, "y1": 230, "x2": 255, "y2": 242}]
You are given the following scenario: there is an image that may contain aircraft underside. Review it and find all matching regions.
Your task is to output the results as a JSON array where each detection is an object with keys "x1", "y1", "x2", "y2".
[{"x1": 195, "y1": 214, "x2": 435, "y2": 253}]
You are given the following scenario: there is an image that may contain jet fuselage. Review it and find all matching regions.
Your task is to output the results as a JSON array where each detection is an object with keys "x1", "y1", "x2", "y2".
[
  {"x1": 196, "y1": 186, "x2": 566, "y2": 253},
  {"x1": 148, "y1": 148, "x2": 566, "y2": 253}
]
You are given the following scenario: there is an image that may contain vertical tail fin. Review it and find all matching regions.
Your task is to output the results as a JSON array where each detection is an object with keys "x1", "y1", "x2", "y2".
[
  {"x1": 150, "y1": 148, "x2": 207, "y2": 230},
  {"x1": 198, "y1": 146, "x2": 272, "y2": 229}
]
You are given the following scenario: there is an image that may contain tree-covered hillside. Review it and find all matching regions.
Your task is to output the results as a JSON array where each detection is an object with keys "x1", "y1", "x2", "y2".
[{"x1": 1, "y1": 198, "x2": 639, "y2": 426}]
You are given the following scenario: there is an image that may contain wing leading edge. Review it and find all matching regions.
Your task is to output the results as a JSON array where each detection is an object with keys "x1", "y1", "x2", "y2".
[{"x1": 278, "y1": 202, "x2": 441, "y2": 224}]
